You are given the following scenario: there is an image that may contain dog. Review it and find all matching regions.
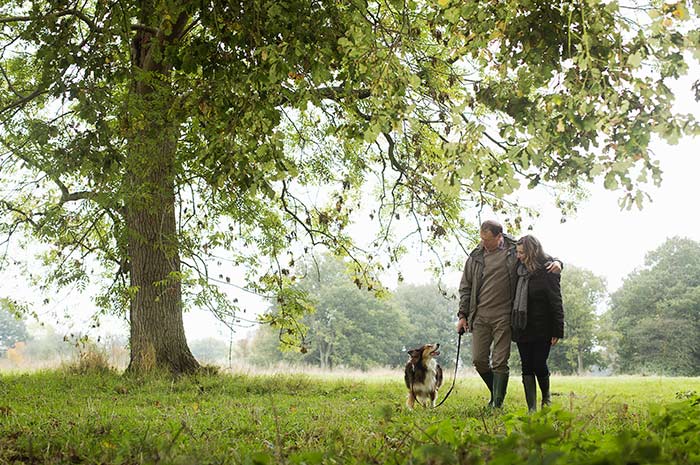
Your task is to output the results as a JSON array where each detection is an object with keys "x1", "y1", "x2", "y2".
[{"x1": 404, "y1": 343, "x2": 443, "y2": 408}]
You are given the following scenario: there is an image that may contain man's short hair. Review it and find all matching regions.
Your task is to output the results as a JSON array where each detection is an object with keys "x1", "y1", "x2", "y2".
[{"x1": 480, "y1": 220, "x2": 503, "y2": 236}]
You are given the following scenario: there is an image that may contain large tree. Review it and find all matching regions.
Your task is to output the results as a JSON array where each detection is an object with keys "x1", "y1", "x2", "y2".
[
  {"x1": 607, "y1": 237, "x2": 700, "y2": 375},
  {"x1": 1, "y1": 1, "x2": 697, "y2": 373}
]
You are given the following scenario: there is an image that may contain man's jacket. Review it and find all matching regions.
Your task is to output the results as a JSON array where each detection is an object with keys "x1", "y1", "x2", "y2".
[{"x1": 457, "y1": 234, "x2": 519, "y2": 331}]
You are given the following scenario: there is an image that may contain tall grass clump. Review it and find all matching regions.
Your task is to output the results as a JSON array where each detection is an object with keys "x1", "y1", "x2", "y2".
[{"x1": 63, "y1": 343, "x2": 115, "y2": 375}]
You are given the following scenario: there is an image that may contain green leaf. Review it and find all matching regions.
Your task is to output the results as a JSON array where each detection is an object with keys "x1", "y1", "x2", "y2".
[
  {"x1": 627, "y1": 51, "x2": 643, "y2": 68},
  {"x1": 444, "y1": 6, "x2": 461, "y2": 23},
  {"x1": 603, "y1": 172, "x2": 618, "y2": 190}
]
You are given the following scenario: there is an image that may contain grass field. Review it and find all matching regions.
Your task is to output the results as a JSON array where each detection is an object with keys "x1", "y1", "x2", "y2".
[{"x1": 0, "y1": 369, "x2": 698, "y2": 464}]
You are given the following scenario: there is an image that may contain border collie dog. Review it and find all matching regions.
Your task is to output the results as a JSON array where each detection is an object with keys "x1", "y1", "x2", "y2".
[{"x1": 404, "y1": 343, "x2": 443, "y2": 408}]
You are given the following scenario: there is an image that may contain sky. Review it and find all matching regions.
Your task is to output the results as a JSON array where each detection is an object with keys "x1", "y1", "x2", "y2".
[
  {"x1": 500, "y1": 136, "x2": 698, "y2": 293},
  {"x1": 394, "y1": 132, "x2": 698, "y2": 295},
  {"x1": 508, "y1": 71, "x2": 700, "y2": 293}
]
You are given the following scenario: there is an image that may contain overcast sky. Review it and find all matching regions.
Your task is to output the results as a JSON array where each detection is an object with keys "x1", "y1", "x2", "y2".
[
  {"x1": 395, "y1": 133, "x2": 698, "y2": 291},
  {"x1": 503, "y1": 72, "x2": 700, "y2": 293},
  {"x1": 506, "y1": 137, "x2": 698, "y2": 292},
  {"x1": 190, "y1": 125, "x2": 700, "y2": 342},
  {"x1": 197, "y1": 134, "x2": 699, "y2": 342}
]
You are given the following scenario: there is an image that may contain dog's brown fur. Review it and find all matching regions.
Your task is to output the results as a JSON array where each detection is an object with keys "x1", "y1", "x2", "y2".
[{"x1": 404, "y1": 343, "x2": 443, "y2": 408}]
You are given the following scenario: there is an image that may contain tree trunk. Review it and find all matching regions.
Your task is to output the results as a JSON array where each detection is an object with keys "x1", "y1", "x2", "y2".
[
  {"x1": 577, "y1": 348, "x2": 584, "y2": 375},
  {"x1": 319, "y1": 341, "x2": 332, "y2": 370},
  {"x1": 124, "y1": 124, "x2": 199, "y2": 375},
  {"x1": 319, "y1": 343, "x2": 327, "y2": 370},
  {"x1": 124, "y1": 25, "x2": 198, "y2": 375}
]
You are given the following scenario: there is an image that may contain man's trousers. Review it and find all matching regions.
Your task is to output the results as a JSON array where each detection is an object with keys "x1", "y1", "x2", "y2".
[{"x1": 471, "y1": 312, "x2": 511, "y2": 375}]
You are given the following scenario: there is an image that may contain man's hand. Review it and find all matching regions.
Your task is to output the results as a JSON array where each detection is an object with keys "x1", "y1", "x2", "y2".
[
  {"x1": 546, "y1": 260, "x2": 562, "y2": 274},
  {"x1": 456, "y1": 317, "x2": 468, "y2": 334},
  {"x1": 551, "y1": 337, "x2": 560, "y2": 346}
]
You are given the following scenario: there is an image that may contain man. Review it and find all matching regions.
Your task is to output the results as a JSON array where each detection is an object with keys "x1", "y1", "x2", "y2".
[{"x1": 456, "y1": 220, "x2": 561, "y2": 408}]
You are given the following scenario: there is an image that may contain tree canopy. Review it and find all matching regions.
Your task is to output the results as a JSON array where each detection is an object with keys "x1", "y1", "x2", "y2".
[
  {"x1": 607, "y1": 237, "x2": 700, "y2": 376},
  {"x1": 1, "y1": 0, "x2": 698, "y2": 373}
]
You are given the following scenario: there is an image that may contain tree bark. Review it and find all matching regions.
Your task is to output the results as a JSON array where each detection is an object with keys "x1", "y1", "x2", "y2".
[
  {"x1": 124, "y1": 24, "x2": 199, "y2": 375},
  {"x1": 124, "y1": 164, "x2": 198, "y2": 374}
]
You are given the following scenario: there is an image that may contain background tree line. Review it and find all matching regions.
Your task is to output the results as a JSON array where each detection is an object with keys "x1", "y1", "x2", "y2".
[
  {"x1": 242, "y1": 237, "x2": 700, "y2": 376},
  {"x1": 3, "y1": 237, "x2": 699, "y2": 375}
]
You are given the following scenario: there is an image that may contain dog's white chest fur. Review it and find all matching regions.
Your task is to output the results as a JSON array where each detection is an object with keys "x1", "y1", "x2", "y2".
[{"x1": 413, "y1": 359, "x2": 439, "y2": 394}]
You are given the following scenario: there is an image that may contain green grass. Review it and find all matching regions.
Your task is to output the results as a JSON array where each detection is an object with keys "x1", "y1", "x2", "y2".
[{"x1": 0, "y1": 370, "x2": 698, "y2": 464}]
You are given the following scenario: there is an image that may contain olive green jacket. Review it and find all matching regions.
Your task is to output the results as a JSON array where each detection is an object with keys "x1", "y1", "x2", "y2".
[{"x1": 457, "y1": 234, "x2": 519, "y2": 331}]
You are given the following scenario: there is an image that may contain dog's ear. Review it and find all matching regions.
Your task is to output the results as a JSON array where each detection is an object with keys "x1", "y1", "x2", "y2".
[{"x1": 407, "y1": 349, "x2": 418, "y2": 358}]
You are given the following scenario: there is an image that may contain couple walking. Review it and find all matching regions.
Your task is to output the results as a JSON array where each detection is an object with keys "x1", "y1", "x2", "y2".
[{"x1": 457, "y1": 220, "x2": 565, "y2": 412}]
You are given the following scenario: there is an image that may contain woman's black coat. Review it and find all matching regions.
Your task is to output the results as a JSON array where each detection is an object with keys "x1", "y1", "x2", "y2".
[{"x1": 513, "y1": 267, "x2": 565, "y2": 342}]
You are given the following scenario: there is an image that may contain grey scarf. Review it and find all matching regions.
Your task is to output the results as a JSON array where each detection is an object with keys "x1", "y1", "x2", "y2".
[{"x1": 512, "y1": 263, "x2": 529, "y2": 330}]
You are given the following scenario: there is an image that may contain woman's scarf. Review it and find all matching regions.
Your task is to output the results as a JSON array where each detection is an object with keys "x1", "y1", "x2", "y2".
[{"x1": 512, "y1": 263, "x2": 529, "y2": 331}]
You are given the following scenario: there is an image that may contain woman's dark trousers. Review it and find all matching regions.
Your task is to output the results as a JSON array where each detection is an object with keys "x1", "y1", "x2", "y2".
[{"x1": 517, "y1": 339, "x2": 552, "y2": 410}]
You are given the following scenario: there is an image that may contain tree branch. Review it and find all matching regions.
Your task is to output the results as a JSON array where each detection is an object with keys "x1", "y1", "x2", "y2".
[
  {"x1": 482, "y1": 130, "x2": 511, "y2": 151},
  {"x1": 0, "y1": 65, "x2": 23, "y2": 98},
  {"x1": 383, "y1": 131, "x2": 405, "y2": 174},
  {"x1": 166, "y1": 11, "x2": 193, "y2": 41},
  {"x1": 130, "y1": 23, "x2": 159, "y2": 34},
  {"x1": 0, "y1": 9, "x2": 98, "y2": 32},
  {"x1": 0, "y1": 200, "x2": 39, "y2": 229},
  {"x1": 12, "y1": 152, "x2": 97, "y2": 205},
  {"x1": 314, "y1": 86, "x2": 371, "y2": 102},
  {"x1": 0, "y1": 15, "x2": 32, "y2": 24},
  {"x1": 0, "y1": 88, "x2": 48, "y2": 116},
  {"x1": 61, "y1": 190, "x2": 95, "y2": 203}
]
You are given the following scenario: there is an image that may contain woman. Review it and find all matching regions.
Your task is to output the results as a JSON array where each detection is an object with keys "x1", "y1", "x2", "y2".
[{"x1": 512, "y1": 235, "x2": 564, "y2": 412}]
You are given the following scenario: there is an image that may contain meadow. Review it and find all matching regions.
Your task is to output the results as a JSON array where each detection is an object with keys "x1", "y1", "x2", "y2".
[{"x1": 0, "y1": 368, "x2": 698, "y2": 465}]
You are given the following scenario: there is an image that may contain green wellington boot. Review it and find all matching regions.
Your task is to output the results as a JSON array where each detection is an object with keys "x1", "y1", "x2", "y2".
[
  {"x1": 522, "y1": 374, "x2": 537, "y2": 413},
  {"x1": 478, "y1": 371, "x2": 494, "y2": 408},
  {"x1": 492, "y1": 372, "x2": 509, "y2": 408},
  {"x1": 537, "y1": 373, "x2": 551, "y2": 407}
]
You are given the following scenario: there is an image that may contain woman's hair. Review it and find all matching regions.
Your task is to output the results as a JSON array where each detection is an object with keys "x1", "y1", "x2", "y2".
[{"x1": 516, "y1": 235, "x2": 548, "y2": 272}]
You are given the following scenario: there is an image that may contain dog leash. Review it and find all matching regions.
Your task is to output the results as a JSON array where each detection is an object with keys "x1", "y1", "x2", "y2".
[{"x1": 433, "y1": 331, "x2": 462, "y2": 408}]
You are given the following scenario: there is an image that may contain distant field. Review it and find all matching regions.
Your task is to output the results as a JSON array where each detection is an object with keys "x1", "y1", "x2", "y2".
[{"x1": 0, "y1": 370, "x2": 698, "y2": 464}]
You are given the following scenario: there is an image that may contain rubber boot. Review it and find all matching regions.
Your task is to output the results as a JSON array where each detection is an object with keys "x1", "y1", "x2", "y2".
[
  {"x1": 492, "y1": 372, "x2": 509, "y2": 408},
  {"x1": 537, "y1": 372, "x2": 551, "y2": 407},
  {"x1": 522, "y1": 374, "x2": 537, "y2": 413},
  {"x1": 478, "y1": 371, "x2": 494, "y2": 408}
]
